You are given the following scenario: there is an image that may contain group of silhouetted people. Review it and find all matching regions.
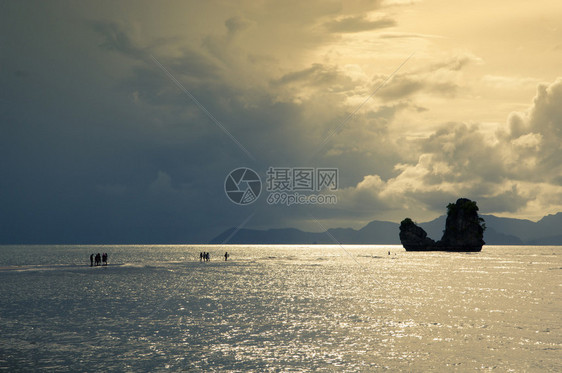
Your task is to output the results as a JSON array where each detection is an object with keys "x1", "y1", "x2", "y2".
[
  {"x1": 199, "y1": 252, "x2": 230, "y2": 262},
  {"x1": 90, "y1": 253, "x2": 108, "y2": 266}
]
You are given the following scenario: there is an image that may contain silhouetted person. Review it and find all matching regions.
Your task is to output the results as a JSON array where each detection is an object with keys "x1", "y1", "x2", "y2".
[
  {"x1": 102, "y1": 253, "x2": 108, "y2": 266},
  {"x1": 206, "y1": 252, "x2": 210, "y2": 262},
  {"x1": 200, "y1": 252, "x2": 203, "y2": 262},
  {"x1": 95, "y1": 253, "x2": 101, "y2": 266},
  {"x1": 224, "y1": 252, "x2": 229, "y2": 261},
  {"x1": 90, "y1": 254, "x2": 94, "y2": 267}
]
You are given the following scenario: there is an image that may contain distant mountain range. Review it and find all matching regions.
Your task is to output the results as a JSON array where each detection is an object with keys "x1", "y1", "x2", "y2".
[{"x1": 210, "y1": 212, "x2": 562, "y2": 245}]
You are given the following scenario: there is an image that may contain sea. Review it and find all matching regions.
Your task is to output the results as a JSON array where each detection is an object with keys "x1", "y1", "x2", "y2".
[{"x1": 0, "y1": 245, "x2": 560, "y2": 372}]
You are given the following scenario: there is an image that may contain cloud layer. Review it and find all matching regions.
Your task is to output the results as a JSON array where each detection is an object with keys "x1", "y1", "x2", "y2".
[
  {"x1": 337, "y1": 78, "x2": 562, "y2": 222},
  {"x1": 1, "y1": 1, "x2": 561, "y2": 242}
]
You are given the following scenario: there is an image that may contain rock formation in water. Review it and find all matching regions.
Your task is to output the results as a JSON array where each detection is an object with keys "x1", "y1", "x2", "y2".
[
  {"x1": 399, "y1": 198, "x2": 486, "y2": 252},
  {"x1": 398, "y1": 218, "x2": 437, "y2": 251}
]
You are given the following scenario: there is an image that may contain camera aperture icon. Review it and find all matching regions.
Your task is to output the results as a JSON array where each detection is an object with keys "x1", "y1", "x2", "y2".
[{"x1": 225, "y1": 168, "x2": 261, "y2": 205}]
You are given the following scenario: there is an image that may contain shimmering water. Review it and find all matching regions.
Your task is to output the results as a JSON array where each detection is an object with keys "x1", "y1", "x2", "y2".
[{"x1": 0, "y1": 245, "x2": 560, "y2": 371}]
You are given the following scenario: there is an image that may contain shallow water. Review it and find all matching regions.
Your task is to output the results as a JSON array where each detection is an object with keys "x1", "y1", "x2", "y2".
[{"x1": 0, "y1": 245, "x2": 560, "y2": 371}]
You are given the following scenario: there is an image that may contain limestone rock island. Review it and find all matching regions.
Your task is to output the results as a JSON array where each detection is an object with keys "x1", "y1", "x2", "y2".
[{"x1": 399, "y1": 198, "x2": 486, "y2": 252}]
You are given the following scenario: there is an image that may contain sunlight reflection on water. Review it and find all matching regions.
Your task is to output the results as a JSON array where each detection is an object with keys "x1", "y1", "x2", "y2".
[{"x1": 0, "y1": 245, "x2": 560, "y2": 371}]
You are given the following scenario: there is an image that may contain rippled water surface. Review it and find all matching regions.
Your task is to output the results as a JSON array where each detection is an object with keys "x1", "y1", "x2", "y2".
[{"x1": 0, "y1": 245, "x2": 560, "y2": 371}]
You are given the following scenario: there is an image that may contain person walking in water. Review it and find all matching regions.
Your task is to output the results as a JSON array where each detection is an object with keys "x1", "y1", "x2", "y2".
[
  {"x1": 90, "y1": 254, "x2": 94, "y2": 267},
  {"x1": 224, "y1": 252, "x2": 229, "y2": 261}
]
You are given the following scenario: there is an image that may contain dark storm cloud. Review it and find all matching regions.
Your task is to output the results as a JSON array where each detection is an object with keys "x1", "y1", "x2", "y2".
[
  {"x1": 85, "y1": 23, "x2": 382, "y2": 238},
  {"x1": 88, "y1": 17, "x2": 422, "y2": 230},
  {"x1": 93, "y1": 21, "x2": 222, "y2": 82},
  {"x1": 93, "y1": 21, "x2": 147, "y2": 60},
  {"x1": 0, "y1": 8, "x2": 255, "y2": 243}
]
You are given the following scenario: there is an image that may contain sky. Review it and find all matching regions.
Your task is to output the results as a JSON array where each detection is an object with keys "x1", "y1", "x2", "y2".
[{"x1": 1, "y1": 0, "x2": 562, "y2": 243}]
